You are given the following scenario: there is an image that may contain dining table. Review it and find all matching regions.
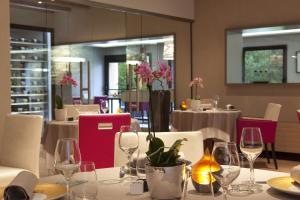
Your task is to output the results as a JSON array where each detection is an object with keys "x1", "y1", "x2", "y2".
[
  {"x1": 171, "y1": 109, "x2": 241, "y2": 141},
  {"x1": 41, "y1": 118, "x2": 141, "y2": 172},
  {"x1": 40, "y1": 167, "x2": 298, "y2": 200}
]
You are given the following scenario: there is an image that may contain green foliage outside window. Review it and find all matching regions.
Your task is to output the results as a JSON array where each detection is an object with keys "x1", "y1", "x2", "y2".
[{"x1": 244, "y1": 49, "x2": 284, "y2": 83}]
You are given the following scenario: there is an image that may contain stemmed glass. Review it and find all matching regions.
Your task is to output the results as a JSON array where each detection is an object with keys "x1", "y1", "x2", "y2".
[
  {"x1": 213, "y1": 95, "x2": 220, "y2": 110},
  {"x1": 240, "y1": 127, "x2": 263, "y2": 192},
  {"x1": 118, "y1": 124, "x2": 139, "y2": 181},
  {"x1": 71, "y1": 161, "x2": 98, "y2": 200},
  {"x1": 211, "y1": 142, "x2": 240, "y2": 200},
  {"x1": 136, "y1": 149, "x2": 147, "y2": 179},
  {"x1": 54, "y1": 138, "x2": 81, "y2": 199},
  {"x1": 101, "y1": 101, "x2": 108, "y2": 113}
]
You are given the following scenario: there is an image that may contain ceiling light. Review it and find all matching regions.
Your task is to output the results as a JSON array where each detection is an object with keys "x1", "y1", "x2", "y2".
[
  {"x1": 52, "y1": 57, "x2": 86, "y2": 63},
  {"x1": 242, "y1": 29, "x2": 300, "y2": 37},
  {"x1": 91, "y1": 38, "x2": 174, "y2": 48},
  {"x1": 37, "y1": 1, "x2": 43, "y2": 4}
]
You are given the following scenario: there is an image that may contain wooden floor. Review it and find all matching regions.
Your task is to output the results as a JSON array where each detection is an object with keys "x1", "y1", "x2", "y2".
[{"x1": 254, "y1": 157, "x2": 299, "y2": 173}]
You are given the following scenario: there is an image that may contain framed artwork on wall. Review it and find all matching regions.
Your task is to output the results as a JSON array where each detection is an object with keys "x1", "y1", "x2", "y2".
[
  {"x1": 296, "y1": 51, "x2": 300, "y2": 73},
  {"x1": 242, "y1": 45, "x2": 287, "y2": 83}
]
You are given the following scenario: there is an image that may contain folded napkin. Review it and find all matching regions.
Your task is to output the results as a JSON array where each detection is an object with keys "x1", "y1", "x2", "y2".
[
  {"x1": 4, "y1": 171, "x2": 38, "y2": 200},
  {"x1": 290, "y1": 165, "x2": 300, "y2": 184}
]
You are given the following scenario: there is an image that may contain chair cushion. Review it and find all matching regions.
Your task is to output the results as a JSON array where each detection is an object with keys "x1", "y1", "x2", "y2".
[{"x1": 0, "y1": 166, "x2": 25, "y2": 186}]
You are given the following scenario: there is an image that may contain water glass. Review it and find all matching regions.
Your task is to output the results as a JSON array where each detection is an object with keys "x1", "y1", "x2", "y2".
[
  {"x1": 211, "y1": 142, "x2": 240, "y2": 200},
  {"x1": 54, "y1": 138, "x2": 81, "y2": 199},
  {"x1": 213, "y1": 95, "x2": 220, "y2": 110},
  {"x1": 240, "y1": 127, "x2": 263, "y2": 192},
  {"x1": 119, "y1": 125, "x2": 139, "y2": 181},
  {"x1": 136, "y1": 149, "x2": 147, "y2": 179},
  {"x1": 71, "y1": 161, "x2": 98, "y2": 200}
]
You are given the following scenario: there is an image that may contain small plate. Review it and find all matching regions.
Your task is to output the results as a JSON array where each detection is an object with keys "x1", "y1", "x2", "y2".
[
  {"x1": 267, "y1": 176, "x2": 300, "y2": 196},
  {"x1": 0, "y1": 183, "x2": 66, "y2": 200}
]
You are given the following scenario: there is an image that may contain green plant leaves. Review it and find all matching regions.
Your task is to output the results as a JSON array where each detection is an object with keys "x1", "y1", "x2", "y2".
[
  {"x1": 146, "y1": 136, "x2": 187, "y2": 167},
  {"x1": 55, "y1": 95, "x2": 63, "y2": 109}
]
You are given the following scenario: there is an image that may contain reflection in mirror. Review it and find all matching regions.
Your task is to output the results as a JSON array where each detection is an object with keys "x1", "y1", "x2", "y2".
[
  {"x1": 227, "y1": 25, "x2": 300, "y2": 84},
  {"x1": 9, "y1": 0, "x2": 182, "y2": 121},
  {"x1": 52, "y1": 34, "x2": 175, "y2": 111}
]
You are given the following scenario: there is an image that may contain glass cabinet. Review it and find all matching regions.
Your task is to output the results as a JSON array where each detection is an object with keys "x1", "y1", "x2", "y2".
[{"x1": 10, "y1": 25, "x2": 52, "y2": 120}]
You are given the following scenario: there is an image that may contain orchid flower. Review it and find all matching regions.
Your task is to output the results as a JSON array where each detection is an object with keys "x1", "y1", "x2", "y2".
[{"x1": 60, "y1": 75, "x2": 78, "y2": 87}]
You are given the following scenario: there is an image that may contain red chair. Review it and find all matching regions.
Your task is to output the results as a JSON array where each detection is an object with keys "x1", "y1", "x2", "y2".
[
  {"x1": 296, "y1": 110, "x2": 300, "y2": 123},
  {"x1": 79, "y1": 113, "x2": 131, "y2": 169},
  {"x1": 236, "y1": 103, "x2": 282, "y2": 169}
]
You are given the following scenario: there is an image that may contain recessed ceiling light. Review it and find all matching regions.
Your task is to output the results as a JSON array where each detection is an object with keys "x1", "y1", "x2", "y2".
[{"x1": 38, "y1": 1, "x2": 43, "y2": 4}]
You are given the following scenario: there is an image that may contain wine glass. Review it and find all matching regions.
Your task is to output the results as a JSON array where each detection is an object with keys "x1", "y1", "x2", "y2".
[
  {"x1": 101, "y1": 101, "x2": 108, "y2": 113},
  {"x1": 54, "y1": 138, "x2": 81, "y2": 199},
  {"x1": 118, "y1": 125, "x2": 139, "y2": 181},
  {"x1": 136, "y1": 149, "x2": 147, "y2": 179},
  {"x1": 213, "y1": 95, "x2": 220, "y2": 110},
  {"x1": 211, "y1": 142, "x2": 240, "y2": 200},
  {"x1": 240, "y1": 127, "x2": 263, "y2": 192},
  {"x1": 71, "y1": 161, "x2": 98, "y2": 200}
]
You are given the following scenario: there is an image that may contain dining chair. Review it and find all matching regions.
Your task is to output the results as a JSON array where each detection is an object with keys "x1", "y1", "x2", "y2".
[
  {"x1": 236, "y1": 103, "x2": 282, "y2": 169},
  {"x1": 94, "y1": 96, "x2": 109, "y2": 113},
  {"x1": 72, "y1": 96, "x2": 82, "y2": 104},
  {"x1": 0, "y1": 114, "x2": 43, "y2": 185},
  {"x1": 114, "y1": 131, "x2": 204, "y2": 167},
  {"x1": 296, "y1": 109, "x2": 300, "y2": 123},
  {"x1": 65, "y1": 104, "x2": 100, "y2": 119},
  {"x1": 79, "y1": 113, "x2": 131, "y2": 169}
]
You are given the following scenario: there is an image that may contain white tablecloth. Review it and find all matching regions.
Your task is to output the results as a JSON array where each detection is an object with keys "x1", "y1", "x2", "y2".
[
  {"x1": 40, "y1": 167, "x2": 298, "y2": 200},
  {"x1": 171, "y1": 109, "x2": 241, "y2": 141}
]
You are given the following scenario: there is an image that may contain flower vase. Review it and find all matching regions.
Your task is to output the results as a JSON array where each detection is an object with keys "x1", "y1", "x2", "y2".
[
  {"x1": 190, "y1": 99, "x2": 201, "y2": 111},
  {"x1": 145, "y1": 162, "x2": 188, "y2": 199},
  {"x1": 149, "y1": 90, "x2": 171, "y2": 132},
  {"x1": 55, "y1": 108, "x2": 67, "y2": 121}
]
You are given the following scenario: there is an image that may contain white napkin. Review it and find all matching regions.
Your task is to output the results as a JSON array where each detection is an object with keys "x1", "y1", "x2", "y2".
[
  {"x1": 290, "y1": 165, "x2": 300, "y2": 184},
  {"x1": 4, "y1": 171, "x2": 38, "y2": 200}
]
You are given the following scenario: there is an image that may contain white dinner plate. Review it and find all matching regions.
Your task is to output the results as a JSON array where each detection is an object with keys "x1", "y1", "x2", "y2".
[{"x1": 267, "y1": 176, "x2": 300, "y2": 196}]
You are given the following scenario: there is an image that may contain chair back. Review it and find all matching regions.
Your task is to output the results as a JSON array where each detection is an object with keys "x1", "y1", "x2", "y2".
[
  {"x1": 114, "y1": 131, "x2": 204, "y2": 167},
  {"x1": 297, "y1": 110, "x2": 300, "y2": 123},
  {"x1": 93, "y1": 96, "x2": 108, "y2": 104},
  {"x1": 65, "y1": 104, "x2": 100, "y2": 119},
  {"x1": 72, "y1": 97, "x2": 81, "y2": 104},
  {"x1": 79, "y1": 113, "x2": 131, "y2": 169},
  {"x1": 0, "y1": 114, "x2": 43, "y2": 177},
  {"x1": 264, "y1": 103, "x2": 282, "y2": 121}
]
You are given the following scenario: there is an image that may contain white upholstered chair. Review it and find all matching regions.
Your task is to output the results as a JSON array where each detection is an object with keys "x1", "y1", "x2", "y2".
[
  {"x1": 0, "y1": 114, "x2": 43, "y2": 186},
  {"x1": 114, "y1": 131, "x2": 204, "y2": 167},
  {"x1": 65, "y1": 104, "x2": 100, "y2": 119}
]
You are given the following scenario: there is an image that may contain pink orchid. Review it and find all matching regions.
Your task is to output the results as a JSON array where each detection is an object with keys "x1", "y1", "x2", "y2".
[
  {"x1": 189, "y1": 76, "x2": 204, "y2": 88},
  {"x1": 134, "y1": 62, "x2": 154, "y2": 84},
  {"x1": 60, "y1": 75, "x2": 78, "y2": 87},
  {"x1": 134, "y1": 61, "x2": 172, "y2": 87}
]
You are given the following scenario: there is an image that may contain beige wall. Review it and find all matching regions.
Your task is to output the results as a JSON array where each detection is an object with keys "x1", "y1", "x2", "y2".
[
  {"x1": 90, "y1": 0, "x2": 194, "y2": 20},
  {"x1": 0, "y1": 0, "x2": 10, "y2": 141},
  {"x1": 193, "y1": 0, "x2": 300, "y2": 153}
]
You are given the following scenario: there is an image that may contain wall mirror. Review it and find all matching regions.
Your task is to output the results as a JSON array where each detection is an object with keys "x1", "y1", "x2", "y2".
[
  {"x1": 9, "y1": 0, "x2": 190, "y2": 118},
  {"x1": 227, "y1": 25, "x2": 300, "y2": 84}
]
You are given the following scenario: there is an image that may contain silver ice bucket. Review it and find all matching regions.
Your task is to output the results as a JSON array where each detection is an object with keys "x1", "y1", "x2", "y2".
[{"x1": 145, "y1": 163, "x2": 188, "y2": 200}]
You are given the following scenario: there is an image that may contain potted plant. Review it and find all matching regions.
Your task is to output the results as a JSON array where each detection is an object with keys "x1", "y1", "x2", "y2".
[
  {"x1": 55, "y1": 74, "x2": 77, "y2": 121},
  {"x1": 135, "y1": 61, "x2": 188, "y2": 199},
  {"x1": 189, "y1": 76, "x2": 204, "y2": 111},
  {"x1": 55, "y1": 95, "x2": 67, "y2": 121},
  {"x1": 134, "y1": 61, "x2": 172, "y2": 132},
  {"x1": 145, "y1": 133, "x2": 188, "y2": 199}
]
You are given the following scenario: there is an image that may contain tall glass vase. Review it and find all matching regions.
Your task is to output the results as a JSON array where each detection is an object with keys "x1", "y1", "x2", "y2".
[{"x1": 148, "y1": 88, "x2": 170, "y2": 132}]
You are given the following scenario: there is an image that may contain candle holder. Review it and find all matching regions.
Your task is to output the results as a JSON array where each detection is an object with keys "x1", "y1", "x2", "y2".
[
  {"x1": 191, "y1": 149, "x2": 220, "y2": 193},
  {"x1": 180, "y1": 100, "x2": 188, "y2": 110}
]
